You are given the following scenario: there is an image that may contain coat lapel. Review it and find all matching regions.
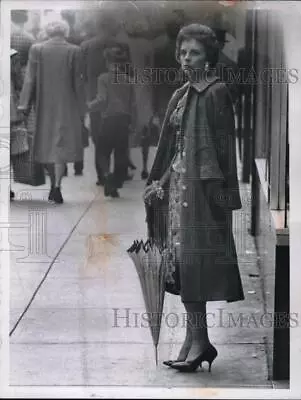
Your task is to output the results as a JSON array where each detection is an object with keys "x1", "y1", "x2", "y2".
[
  {"x1": 146, "y1": 83, "x2": 189, "y2": 184},
  {"x1": 147, "y1": 75, "x2": 221, "y2": 185}
]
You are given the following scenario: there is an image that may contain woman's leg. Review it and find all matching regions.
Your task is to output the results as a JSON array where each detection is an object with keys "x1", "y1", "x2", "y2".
[
  {"x1": 46, "y1": 163, "x2": 65, "y2": 204},
  {"x1": 54, "y1": 163, "x2": 65, "y2": 188},
  {"x1": 141, "y1": 138, "x2": 149, "y2": 179},
  {"x1": 46, "y1": 163, "x2": 64, "y2": 204},
  {"x1": 45, "y1": 163, "x2": 55, "y2": 188},
  {"x1": 183, "y1": 301, "x2": 210, "y2": 361},
  {"x1": 176, "y1": 322, "x2": 192, "y2": 361},
  {"x1": 99, "y1": 117, "x2": 116, "y2": 196}
]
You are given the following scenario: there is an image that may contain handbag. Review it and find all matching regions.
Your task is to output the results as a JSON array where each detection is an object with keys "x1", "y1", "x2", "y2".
[
  {"x1": 162, "y1": 247, "x2": 181, "y2": 295},
  {"x1": 10, "y1": 121, "x2": 29, "y2": 156},
  {"x1": 12, "y1": 132, "x2": 45, "y2": 186}
]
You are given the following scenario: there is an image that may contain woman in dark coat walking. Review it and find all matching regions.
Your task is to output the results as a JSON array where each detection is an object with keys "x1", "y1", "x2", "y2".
[{"x1": 144, "y1": 24, "x2": 244, "y2": 372}]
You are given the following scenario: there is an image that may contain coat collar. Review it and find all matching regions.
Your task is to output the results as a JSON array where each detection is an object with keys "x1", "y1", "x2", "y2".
[
  {"x1": 182, "y1": 72, "x2": 220, "y2": 94},
  {"x1": 47, "y1": 36, "x2": 67, "y2": 44}
]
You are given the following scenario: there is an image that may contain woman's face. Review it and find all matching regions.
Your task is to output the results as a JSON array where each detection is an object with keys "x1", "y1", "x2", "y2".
[{"x1": 179, "y1": 38, "x2": 207, "y2": 79}]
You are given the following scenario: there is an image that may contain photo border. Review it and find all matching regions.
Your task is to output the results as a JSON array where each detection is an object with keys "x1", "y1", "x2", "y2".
[{"x1": 1, "y1": 0, "x2": 300, "y2": 398}]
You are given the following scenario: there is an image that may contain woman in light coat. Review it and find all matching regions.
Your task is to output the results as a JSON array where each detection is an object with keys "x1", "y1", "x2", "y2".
[{"x1": 18, "y1": 19, "x2": 86, "y2": 203}]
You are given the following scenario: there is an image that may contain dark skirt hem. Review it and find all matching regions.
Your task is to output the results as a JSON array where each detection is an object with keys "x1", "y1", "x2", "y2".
[{"x1": 179, "y1": 293, "x2": 245, "y2": 303}]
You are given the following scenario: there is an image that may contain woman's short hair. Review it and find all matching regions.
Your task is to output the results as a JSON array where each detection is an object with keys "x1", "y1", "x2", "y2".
[
  {"x1": 175, "y1": 24, "x2": 219, "y2": 68},
  {"x1": 44, "y1": 19, "x2": 70, "y2": 38},
  {"x1": 11, "y1": 10, "x2": 28, "y2": 25}
]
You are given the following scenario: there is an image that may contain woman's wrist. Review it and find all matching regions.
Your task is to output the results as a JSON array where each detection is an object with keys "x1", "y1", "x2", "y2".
[{"x1": 151, "y1": 181, "x2": 164, "y2": 200}]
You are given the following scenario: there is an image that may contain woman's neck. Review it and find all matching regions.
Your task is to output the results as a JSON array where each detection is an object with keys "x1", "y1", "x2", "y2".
[{"x1": 187, "y1": 67, "x2": 216, "y2": 84}]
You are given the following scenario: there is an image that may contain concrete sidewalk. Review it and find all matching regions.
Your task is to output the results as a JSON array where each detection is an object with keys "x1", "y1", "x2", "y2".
[{"x1": 9, "y1": 142, "x2": 281, "y2": 388}]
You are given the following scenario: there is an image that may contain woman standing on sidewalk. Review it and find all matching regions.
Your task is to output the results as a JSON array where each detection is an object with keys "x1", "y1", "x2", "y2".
[
  {"x1": 18, "y1": 19, "x2": 86, "y2": 204},
  {"x1": 144, "y1": 24, "x2": 244, "y2": 373}
]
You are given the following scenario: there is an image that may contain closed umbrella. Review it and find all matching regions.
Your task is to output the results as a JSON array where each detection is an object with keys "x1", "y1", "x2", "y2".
[{"x1": 127, "y1": 239, "x2": 166, "y2": 365}]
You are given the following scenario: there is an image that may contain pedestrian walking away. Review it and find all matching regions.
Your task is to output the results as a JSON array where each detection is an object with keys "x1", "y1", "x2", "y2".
[{"x1": 18, "y1": 19, "x2": 86, "y2": 204}]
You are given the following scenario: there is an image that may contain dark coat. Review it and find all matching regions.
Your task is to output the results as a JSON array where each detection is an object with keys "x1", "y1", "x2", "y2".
[
  {"x1": 216, "y1": 52, "x2": 240, "y2": 105},
  {"x1": 146, "y1": 76, "x2": 244, "y2": 303}
]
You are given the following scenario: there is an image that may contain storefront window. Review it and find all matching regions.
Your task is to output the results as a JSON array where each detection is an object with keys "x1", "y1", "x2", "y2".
[{"x1": 253, "y1": 9, "x2": 289, "y2": 225}]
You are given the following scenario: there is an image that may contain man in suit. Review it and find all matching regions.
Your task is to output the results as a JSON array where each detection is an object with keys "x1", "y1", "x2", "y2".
[
  {"x1": 214, "y1": 28, "x2": 240, "y2": 106},
  {"x1": 153, "y1": 9, "x2": 186, "y2": 121},
  {"x1": 11, "y1": 10, "x2": 35, "y2": 69}
]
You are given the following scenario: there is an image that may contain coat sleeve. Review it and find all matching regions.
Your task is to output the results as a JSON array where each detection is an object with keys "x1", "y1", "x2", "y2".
[
  {"x1": 72, "y1": 47, "x2": 86, "y2": 118},
  {"x1": 205, "y1": 83, "x2": 242, "y2": 210},
  {"x1": 88, "y1": 74, "x2": 108, "y2": 112},
  {"x1": 129, "y1": 79, "x2": 136, "y2": 125},
  {"x1": 18, "y1": 44, "x2": 38, "y2": 111},
  {"x1": 146, "y1": 88, "x2": 184, "y2": 186},
  {"x1": 80, "y1": 41, "x2": 89, "y2": 101}
]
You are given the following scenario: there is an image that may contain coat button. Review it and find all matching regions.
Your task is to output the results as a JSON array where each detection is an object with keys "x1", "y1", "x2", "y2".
[
  {"x1": 183, "y1": 201, "x2": 188, "y2": 207},
  {"x1": 182, "y1": 185, "x2": 187, "y2": 190}
]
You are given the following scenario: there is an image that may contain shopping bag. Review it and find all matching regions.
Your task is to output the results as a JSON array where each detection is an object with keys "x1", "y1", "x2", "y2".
[
  {"x1": 12, "y1": 133, "x2": 45, "y2": 186},
  {"x1": 10, "y1": 121, "x2": 29, "y2": 156}
]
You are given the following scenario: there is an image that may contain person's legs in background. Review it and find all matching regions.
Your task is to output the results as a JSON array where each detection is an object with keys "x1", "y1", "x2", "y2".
[
  {"x1": 90, "y1": 111, "x2": 104, "y2": 185},
  {"x1": 73, "y1": 121, "x2": 88, "y2": 176},
  {"x1": 74, "y1": 160, "x2": 83, "y2": 176},
  {"x1": 141, "y1": 130, "x2": 150, "y2": 180},
  {"x1": 97, "y1": 117, "x2": 116, "y2": 197},
  {"x1": 113, "y1": 114, "x2": 131, "y2": 193},
  {"x1": 47, "y1": 162, "x2": 65, "y2": 204}
]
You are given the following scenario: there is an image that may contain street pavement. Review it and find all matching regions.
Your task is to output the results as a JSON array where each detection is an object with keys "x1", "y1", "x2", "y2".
[{"x1": 9, "y1": 141, "x2": 285, "y2": 388}]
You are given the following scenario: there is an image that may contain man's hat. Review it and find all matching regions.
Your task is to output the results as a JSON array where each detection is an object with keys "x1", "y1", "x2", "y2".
[{"x1": 213, "y1": 28, "x2": 229, "y2": 43}]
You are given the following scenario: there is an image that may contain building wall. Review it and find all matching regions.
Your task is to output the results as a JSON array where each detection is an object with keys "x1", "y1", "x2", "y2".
[
  {"x1": 251, "y1": 3, "x2": 296, "y2": 380},
  {"x1": 254, "y1": 161, "x2": 276, "y2": 379}
]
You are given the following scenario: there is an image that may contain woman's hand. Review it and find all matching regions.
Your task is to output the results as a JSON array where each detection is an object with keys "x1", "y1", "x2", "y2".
[
  {"x1": 143, "y1": 181, "x2": 164, "y2": 205},
  {"x1": 17, "y1": 106, "x2": 30, "y2": 118},
  {"x1": 143, "y1": 185, "x2": 156, "y2": 205}
]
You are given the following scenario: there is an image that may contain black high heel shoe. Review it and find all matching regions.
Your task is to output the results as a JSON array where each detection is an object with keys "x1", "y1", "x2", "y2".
[
  {"x1": 163, "y1": 344, "x2": 192, "y2": 367},
  {"x1": 170, "y1": 344, "x2": 218, "y2": 373},
  {"x1": 163, "y1": 359, "x2": 187, "y2": 367}
]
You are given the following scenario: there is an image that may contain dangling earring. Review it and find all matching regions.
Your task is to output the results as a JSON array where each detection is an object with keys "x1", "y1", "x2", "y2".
[{"x1": 205, "y1": 61, "x2": 210, "y2": 71}]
